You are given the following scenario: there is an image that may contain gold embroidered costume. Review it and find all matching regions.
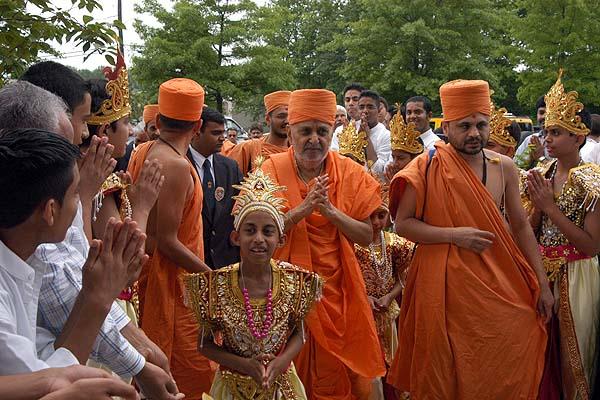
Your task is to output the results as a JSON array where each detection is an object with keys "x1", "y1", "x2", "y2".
[
  {"x1": 183, "y1": 260, "x2": 323, "y2": 399},
  {"x1": 354, "y1": 232, "x2": 413, "y2": 366},
  {"x1": 523, "y1": 163, "x2": 600, "y2": 398}
]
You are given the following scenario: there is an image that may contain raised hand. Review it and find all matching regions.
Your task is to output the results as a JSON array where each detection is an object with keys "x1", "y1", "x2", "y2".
[
  {"x1": 527, "y1": 169, "x2": 555, "y2": 213},
  {"x1": 79, "y1": 136, "x2": 116, "y2": 204},
  {"x1": 82, "y1": 218, "x2": 146, "y2": 304},
  {"x1": 128, "y1": 159, "x2": 165, "y2": 216}
]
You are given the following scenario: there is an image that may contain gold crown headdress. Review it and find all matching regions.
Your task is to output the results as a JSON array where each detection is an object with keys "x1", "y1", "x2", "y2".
[
  {"x1": 488, "y1": 100, "x2": 514, "y2": 147},
  {"x1": 544, "y1": 69, "x2": 589, "y2": 136},
  {"x1": 232, "y1": 156, "x2": 287, "y2": 233},
  {"x1": 390, "y1": 104, "x2": 423, "y2": 154},
  {"x1": 87, "y1": 51, "x2": 131, "y2": 126},
  {"x1": 338, "y1": 122, "x2": 367, "y2": 164}
]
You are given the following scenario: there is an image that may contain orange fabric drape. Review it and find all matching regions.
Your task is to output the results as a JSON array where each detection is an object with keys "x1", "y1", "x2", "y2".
[
  {"x1": 262, "y1": 148, "x2": 386, "y2": 399},
  {"x1": 226, "y1": 136, "x2": 287, "y2": 176},
  {"x1": 220, "y1": 139, "x2": 235, "y2": 156},
  {"x1": 387, "y1": 142, "x2": 547, "y2": 399},
  {"x1": 128, "y1": 141, "x2": 215, "y2": 400}
]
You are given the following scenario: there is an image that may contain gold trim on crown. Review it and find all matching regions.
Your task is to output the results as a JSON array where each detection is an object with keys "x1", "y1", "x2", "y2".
[
  {"x1": 232, "y1": 156, "x2": 287, "y2": 233},
  {"x1": 488, "y1": 100, "x2": 514, "y2": 148},
  {"x1": 544, "y1": 69, "x2": 589, "y2": 136},
  {"x1": 87, "y1": 51, "x2": 131, "y2": 126},
  {"x1": 338, "y1": 122, "x2": 367, "y2": 164},
  {"x1": 390, "y1": 104, "x2": 423, "y2": 154}
]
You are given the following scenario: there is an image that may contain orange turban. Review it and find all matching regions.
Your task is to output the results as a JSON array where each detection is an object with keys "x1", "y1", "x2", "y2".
[
  {"x1": 158, "y1": 78, "x2": 205, "y2": 121},
  {"x1": 143, "y1": 104, "x2": 159, "y2": 124},
  {"x1": 288, "y1": 89, "x2": 337, "y2": 126},
  {"x1": 440, "y1": 79, "x2": 490, "y2": 122},
  {"x1": 264, "y1": 91, "x2": 291, "y2": 114}
]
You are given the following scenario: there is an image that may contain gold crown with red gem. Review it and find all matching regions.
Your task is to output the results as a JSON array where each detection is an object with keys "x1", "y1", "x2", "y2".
[{"x1": 87, "y1": 51, "x2": 131, "y2": 126}]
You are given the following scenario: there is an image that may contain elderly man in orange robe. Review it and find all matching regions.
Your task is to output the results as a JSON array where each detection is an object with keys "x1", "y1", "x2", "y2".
[
  {"x1": 261, "y1": 89, "x2": 386, "y2": 399},
  {"x1": 226, "y1": 90, "x2": 291, "y2": 175},
  {"x1": 387, "y1": 80, "x2": 553, "y2": 399},
  {"x1": 128, "y1": 78, "x2": 215, "y2": 399}
]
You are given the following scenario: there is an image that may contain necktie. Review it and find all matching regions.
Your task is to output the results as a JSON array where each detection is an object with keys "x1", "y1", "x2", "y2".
[{"x1": 202, "y1": 158, "x2": 215, "y2": 217}]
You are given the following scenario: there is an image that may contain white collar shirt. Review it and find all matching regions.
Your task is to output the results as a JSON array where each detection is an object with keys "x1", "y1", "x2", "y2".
[
  {"x1": 189, "y1": 146, "x2": 215, "y2": 184},
  {"x1": 0, "y1": 240, "x2": 78, "y2": 374}
]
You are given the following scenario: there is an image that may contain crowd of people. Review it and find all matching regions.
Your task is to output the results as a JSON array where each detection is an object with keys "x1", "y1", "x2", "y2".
[{"x1": 0, "y1": 49, "x2": 598, "y2": 400}]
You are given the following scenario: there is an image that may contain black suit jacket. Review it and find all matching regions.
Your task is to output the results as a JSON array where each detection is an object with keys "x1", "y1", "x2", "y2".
[{"x1": 187, "y1": 150, "x2": 242, "y2": 269}]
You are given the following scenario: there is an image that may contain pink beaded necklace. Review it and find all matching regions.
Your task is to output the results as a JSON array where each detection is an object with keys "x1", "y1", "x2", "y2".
[{"x1": 240, "y1": 262, "x2": 273, "y2": 340}]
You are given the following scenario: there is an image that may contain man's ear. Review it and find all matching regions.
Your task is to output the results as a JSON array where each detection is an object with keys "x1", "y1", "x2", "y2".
[
  {"x1": 41, "y1": 199, "x2": 57, "y2": 227},
  {"x1": 442, "y1": 121, "x2": 449, "y2": 136},
  {"x1": 230, "y1": 230, "x2": 240, "y2": 247}
]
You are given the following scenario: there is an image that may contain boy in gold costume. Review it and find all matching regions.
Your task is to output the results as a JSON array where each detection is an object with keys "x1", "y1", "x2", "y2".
[
  {"x1": 183, "y1": 158, "x2": 323, "y2": 399},
  {"x1": 524, "y1": 71, "x2": 600, "y2": 399}
]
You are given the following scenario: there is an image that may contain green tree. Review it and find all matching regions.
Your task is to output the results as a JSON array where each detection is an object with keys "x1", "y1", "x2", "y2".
[
  {"x1": 0, "y1": 0, "x2": 122, "y2": 84},
  {"x1": 131, "y1": 0, "x2": 296, "y2": 114},
  {"x1": 255, "y1": 0, "x2": 348, "y2": 93},
  {"x1": 331, "y1": 0, "x2": 519, "y2": 114},
  {"x1": 514, "y1": 0, "x2": 600, "y2": 112}
]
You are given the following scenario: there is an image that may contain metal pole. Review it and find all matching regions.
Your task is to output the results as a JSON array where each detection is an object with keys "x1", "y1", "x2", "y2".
[{"x1": 118, "y1": 0, "x2": 124, "y2": 56}]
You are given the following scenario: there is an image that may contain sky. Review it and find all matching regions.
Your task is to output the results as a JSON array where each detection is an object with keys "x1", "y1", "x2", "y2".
[{"x1": 37, "y1": 0, "x2": 171, "y2": 70}]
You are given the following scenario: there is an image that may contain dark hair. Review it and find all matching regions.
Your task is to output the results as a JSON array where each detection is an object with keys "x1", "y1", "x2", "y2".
[
  {"x1": 591, "y1": 114, "x2": 600, "y2": 137},
  {"x1": 0, "y1": 128, "x2": 80, "y2": 228},
  {"x1": 249, "y1": 123, "x2": 263, "y2": 132},
  {"x1": 158, "y1": 114, "x2": 197, "y2": 132},
  {"x1": 200, "y1": 107, "x2": 226, "y2": 132},
  {"x1": 359, "y1": 90, "x2": 380, "y2": 109},
  {"x1": 379, "y1": 96, "x2": 389, "y2": 111},
  {"x1": 577, "y1": 109, "x2": 592, "y2": 149},
  {"x1": 227, "y1": 128, "x2": 238, "y2": 133},
  {"x1": 343, "y1": 83, "x2": 366, "y2": 96},
  {"x1": 506, "y1": 121, "x2": 521, "y2": 144},
  {"x1": 406, "y1": 96, "x2": 432, "y2": 114},
  {"x1": 535, "y1": 95, "x2": 546, "y2": 111},
  {"x1": 21, "y1": 61, "x2": 88, "y2": 114},
  {"x1": 82, "y1": 78, "x2": 118, "y2": 147}
]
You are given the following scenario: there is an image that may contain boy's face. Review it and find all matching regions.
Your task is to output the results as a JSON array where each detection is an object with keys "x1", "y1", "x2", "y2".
[
  {"x1": 231, "y1": 210, "x2": 284, "y2": 265},
  {"x1": 370, "y1": 207, "x2": 390, "y2": 233},
  {"x1": 48, "y1": 164, "x2": 80, "y2": 242}
]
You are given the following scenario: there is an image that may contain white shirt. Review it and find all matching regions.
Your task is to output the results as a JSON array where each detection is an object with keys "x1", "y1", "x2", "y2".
[
  {"x1": 0, "y1": 240, "x2": 78, "y2": 374},
  {"x1": 331, "y1": 122, "x2": 391, "y2": 178},
  {"x1": 419, "y1": 128, "x2": 441, "y2": 151},
  {"x1": 34, "y1": 203, "x2": 145, "y2": 378},
  {"x1": 189, "y1": 146, "x2": 215, "y2": 184},
  {"x1": 581, "y1": 137, "x2": 599, "y2": 163}
]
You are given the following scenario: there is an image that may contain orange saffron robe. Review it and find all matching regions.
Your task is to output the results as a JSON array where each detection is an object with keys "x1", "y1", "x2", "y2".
[
  {"x1": 226, "y1": 136, "x2": 287, "y2": 176},
  {"x1": 128, "y1": 141, "x2": 215, "y2": 400},
  {"x1": 262, "y1": 148, "x2": 386, "y2": 399},
  {"x1": 387, "y1": 143, "x2": 547, "y2": 399},
  {"x1": 220, "y1": 139, "x2": 235, "y2": 156}
]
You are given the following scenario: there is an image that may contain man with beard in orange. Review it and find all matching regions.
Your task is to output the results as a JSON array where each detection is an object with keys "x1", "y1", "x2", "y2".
[
  {"x1": 225, "y1": 91, "x2": 290, "y2": 176},
  {"x1": 261, "y1": 89, "x2": 386, "y2": 399},
  {"x1": 387, "y1": 79, "x2": 552, "y2": 399}
]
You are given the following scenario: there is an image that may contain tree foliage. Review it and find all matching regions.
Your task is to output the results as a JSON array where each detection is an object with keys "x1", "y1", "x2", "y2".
[
  {"x1": 131, "y1": 0, "x2": 296, "y2": 114},
  {"x1": 17, "y1": 0, "x2": 599, "y2": 116},
  {"x1": 0, "y1": 0, "x2": 121, "y2": 84}
]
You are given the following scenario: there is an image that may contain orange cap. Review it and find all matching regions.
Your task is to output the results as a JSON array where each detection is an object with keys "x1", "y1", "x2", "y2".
[
  {"x1": 264, "y1": 91, "x2": 291, "y2": 114},
  {"x1": 143, "y1": 104, "x2": 159, "y2": 124},
  {"x1": 440, "y1": 80, "x2": 490, "y2": 122},
  {"x1": 158, "y1": 78, "x2": 205, "y2": 121},
  {"x1": 288, "y1": 89, "x2": 337, "y2": 126}
]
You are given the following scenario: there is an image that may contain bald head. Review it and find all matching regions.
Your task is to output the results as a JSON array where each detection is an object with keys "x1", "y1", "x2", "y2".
[{"x1": 0, "y1": 81, "x2": 73, "y2": 143}]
